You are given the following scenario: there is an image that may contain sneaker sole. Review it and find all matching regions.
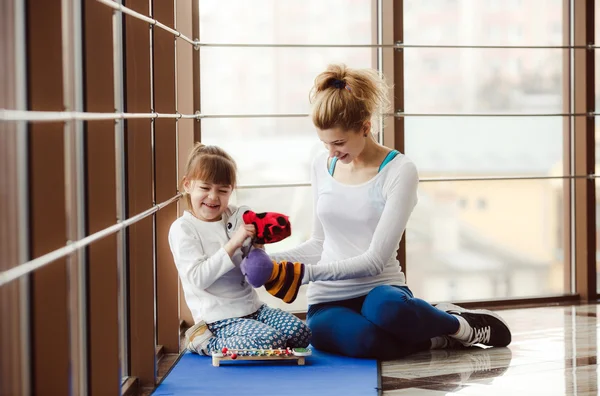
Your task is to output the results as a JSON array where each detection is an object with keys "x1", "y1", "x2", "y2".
[{"x1": 435, "y1": 303, "x2": 511, "y2": 338}]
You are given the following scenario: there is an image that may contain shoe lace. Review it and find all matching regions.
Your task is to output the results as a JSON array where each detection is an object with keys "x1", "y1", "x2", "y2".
[{"x1": 472, "y1": 326, "x2": 491, "y2": 344}]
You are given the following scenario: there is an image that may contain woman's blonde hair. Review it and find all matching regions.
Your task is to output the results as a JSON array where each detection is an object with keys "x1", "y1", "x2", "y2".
[
  {"x1": 310, "y1": 64, "x2": 391, "y2": 134},
  {"x1": 180, "y1": 143, "x2": 237, "y2": 209}
]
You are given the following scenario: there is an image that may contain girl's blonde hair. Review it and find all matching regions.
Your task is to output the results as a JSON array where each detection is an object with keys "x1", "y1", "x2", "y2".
[
  {"x1": 309, "y1": 63, "x2": 391, "y2": 133},
  {"x1": 180, "y1": 143, "x2": 237, "y2": 209}
]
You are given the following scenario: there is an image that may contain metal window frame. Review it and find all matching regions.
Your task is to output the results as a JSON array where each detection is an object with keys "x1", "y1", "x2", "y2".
[
  {"x1": 26, "y1": 0, "x2": 72, "y2": 393},
  {"x1": 123, "y1": 0, "x2": 157, "y2": 388},
  {"x1": 175, "y1": 0, "x2": 196, "y2": 329},
  {"x1": 61, "y1": 0, "x2": 88, "y2": 393},
  {"x1": 571, "y1": 0, "x2": 596, "y2": 300},
  {"x1": 0, "y1": 0, "x2": 195, "y2": 392},
  {"x1": 154, "y1": 0, "x2": 181, "y2": 355},
  {"x1": 0, "y1": 0, "x2": 30, "y2": 394},
  {"x1": 85, "y1": 0, "x2": 121, "y2": 393}
]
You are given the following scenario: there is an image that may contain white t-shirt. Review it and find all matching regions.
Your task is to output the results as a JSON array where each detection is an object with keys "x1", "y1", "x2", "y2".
[
  {"x1": 168, "y1": 208, "x2": 262, "y2": 324},
  {"x1": 271, "y1": 151, "x2": 419, "y2": 305}
]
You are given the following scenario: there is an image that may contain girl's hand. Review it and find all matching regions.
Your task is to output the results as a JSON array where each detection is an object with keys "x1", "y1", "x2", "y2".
[{"x1": 224, "y1": 224, "x2": 255, "y2": 258}]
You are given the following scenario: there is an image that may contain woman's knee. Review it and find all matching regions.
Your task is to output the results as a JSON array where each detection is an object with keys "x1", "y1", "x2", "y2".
[
  {"x1": 309, "y1": 321, "x2": 386, "y2": 359},
  {"x1": 362, "y1": 286, "x2": 417, "y2": 326}
]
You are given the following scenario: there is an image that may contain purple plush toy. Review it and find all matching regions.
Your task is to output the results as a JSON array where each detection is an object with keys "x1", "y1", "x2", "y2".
[
  {"x1": 225, "y1": 206, "x2": 287, "y2": 288},
  {"x1": 239, "y1": 248, "x2": 275, "y2": 288}
]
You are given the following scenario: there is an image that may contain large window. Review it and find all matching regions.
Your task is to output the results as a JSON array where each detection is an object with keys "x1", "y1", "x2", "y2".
[
  {"x1": 198, "y1": 0, "x2": 588, "y2": 309},
  {"x1": 406, "y1": 179, "x2": 565, "y2": 301},
  {"x1": 199, "y1": 0, "x2": 378, "y2": 310},
  {"x1": 402, "y1": 0, "x2": 568, "y2": 301}
]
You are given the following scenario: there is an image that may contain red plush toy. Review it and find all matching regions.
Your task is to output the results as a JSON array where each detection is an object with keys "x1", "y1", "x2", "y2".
[
  {"x1": 225, "y1": 205, "x2": 292, "y2": 255},
  {"x1": 242, "y1": 210, "x2": 291, "y2": 244},
  {"x1": 226, "y1": 206, "x2": 303, "y2": 303}
]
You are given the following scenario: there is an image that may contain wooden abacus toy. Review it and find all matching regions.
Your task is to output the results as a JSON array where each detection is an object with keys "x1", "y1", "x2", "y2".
[{"x1": 211, "y1": 347, "x2": 311, "y2": 367}]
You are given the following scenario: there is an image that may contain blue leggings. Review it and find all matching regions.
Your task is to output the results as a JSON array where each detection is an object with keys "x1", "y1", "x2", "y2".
[{"x1": 307, "y1": 285, "x2": 460, "y2": 360}]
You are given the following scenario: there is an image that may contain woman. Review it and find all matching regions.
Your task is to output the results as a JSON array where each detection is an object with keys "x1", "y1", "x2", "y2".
[{"x1": 267, "y1": 64, "x2": 511, "y2": 360}]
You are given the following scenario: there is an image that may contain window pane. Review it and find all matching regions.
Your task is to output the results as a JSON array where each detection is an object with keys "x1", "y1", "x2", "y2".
[
  {"x1": 201, "y1": 118, "x2": 321, "y2": 185},
  {"x1": 200, "y1": 48, "x2": 376, "y2": 114},
  {"x1": 231, "y1": 187, "x2": 313, "y2": 312},
  {"x1": 405, "y1": 117, "x2": 564, "y2": 178},
  {"x1": 404, "y1": 0, "x2": 563, "y2": 46},
  {"x1": 199, "y1": 0, "x2": 381, "y2": 311},
  {"x1": 404, "y1": 48, "x2": 564, "y2": 113},
  {"x1": 406, "y1": 179, "x2": 566, "y2": 301},
  {"x1": 199, "y1": 0, "x2": 376, "y2": 114},
  {"x1": 199, "y1": 0, "x2": 374, "y2": 45}
]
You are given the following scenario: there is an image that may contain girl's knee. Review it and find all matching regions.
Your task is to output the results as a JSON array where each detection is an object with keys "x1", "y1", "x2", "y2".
[
  {"x1": 273, "y1": 313, "x2": 312, "y2": 347},
  {"x1": 267, "y1": 338, "x2": 286, "y2": 349},
  {"x1": 297, "y1": 320, "x2": 312, "y2": 339},
  {"x1": 261, "y1": 329, "x2": 286, "y2": 349},
  {"x1": 287, "y1": 321, "x2": 311, "y2": 348}
]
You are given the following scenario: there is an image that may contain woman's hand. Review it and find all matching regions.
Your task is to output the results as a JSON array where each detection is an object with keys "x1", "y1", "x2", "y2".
[{"x1": 224, "y1": 224, "x2": 255, "y2": 258}]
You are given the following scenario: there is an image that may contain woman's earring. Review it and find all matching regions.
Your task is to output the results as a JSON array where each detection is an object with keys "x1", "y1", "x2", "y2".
[{"x1": 364, "y1": 133, "x2": 368, "y2": 137}]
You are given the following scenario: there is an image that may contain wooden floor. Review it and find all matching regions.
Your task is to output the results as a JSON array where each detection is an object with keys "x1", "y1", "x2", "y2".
[{"x1": 381, "y1": 304, "x2": 600, "y2": 395}]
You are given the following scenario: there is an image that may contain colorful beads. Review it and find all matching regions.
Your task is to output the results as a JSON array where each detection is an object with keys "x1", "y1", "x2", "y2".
[
  {"x1": 212, "y1": 346, "x2": 310, "y2": 367},
  {"x1": 218, "y1": 347, "x2": 298, "y2": 358}
]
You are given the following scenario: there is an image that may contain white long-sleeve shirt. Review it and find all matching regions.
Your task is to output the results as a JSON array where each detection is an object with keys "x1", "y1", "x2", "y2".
[
  {"x1": 168, "y1": 209, "x2": 262, "y2": 324},
  {"x1": 271, "y1": 151, "x2": 418, "y2": 305}
]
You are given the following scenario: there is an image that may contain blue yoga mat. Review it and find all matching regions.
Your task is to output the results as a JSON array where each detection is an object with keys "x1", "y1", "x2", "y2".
[{"x1": 152, "y1": 348, "x2": 378, "y2": 396}]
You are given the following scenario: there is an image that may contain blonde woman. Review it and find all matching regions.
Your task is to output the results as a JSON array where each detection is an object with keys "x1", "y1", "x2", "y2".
[{"x1": 262, "y1": 64, "x2": 512, "y2": 359}]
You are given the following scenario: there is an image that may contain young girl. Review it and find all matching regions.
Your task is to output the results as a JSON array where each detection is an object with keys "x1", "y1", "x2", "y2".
[
  {"x1": 264, "y1": 64, "x2": 512, "y2": 359},
  {"x1": 168, "y1": 143, "x2": 311, "y2": 355}
]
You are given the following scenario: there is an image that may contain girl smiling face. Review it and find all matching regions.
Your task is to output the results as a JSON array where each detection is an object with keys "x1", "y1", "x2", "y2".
[{"x1": 183, "y1": 180, "x2": 233, "y2": 222}]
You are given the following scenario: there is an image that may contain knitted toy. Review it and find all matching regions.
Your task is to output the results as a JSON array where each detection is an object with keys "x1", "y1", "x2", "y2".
[
  {"x1": 260, "y1": 256, "x2": 305, "y2": 304},
  {"x1": 226, "y1": 206, "x2": 292, "y2": 246},
  {"x1": 226, "y1": 206, "x2": 305, "y2": 303}
]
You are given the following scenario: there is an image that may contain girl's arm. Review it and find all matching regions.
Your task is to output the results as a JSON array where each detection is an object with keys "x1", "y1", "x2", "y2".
[
  {"x1": 168, "y1": 221, "x2": 236, "y2": 290},
  {"x1": 304, "y1": 160, "x2": 419, "y2": 283}
]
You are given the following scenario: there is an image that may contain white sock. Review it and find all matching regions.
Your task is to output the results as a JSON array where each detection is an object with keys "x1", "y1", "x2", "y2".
[
  {"x1": 430, "y1": 336, "x2": 449, "y2": 349},
  {"x1": 449, "y1": 315, "x2": 472, "y2": 342}
]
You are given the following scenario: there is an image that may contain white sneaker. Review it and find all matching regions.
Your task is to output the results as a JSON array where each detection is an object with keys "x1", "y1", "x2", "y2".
[{"x1": 184, "y1": 321, "x2": 214, "y2": 356}]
